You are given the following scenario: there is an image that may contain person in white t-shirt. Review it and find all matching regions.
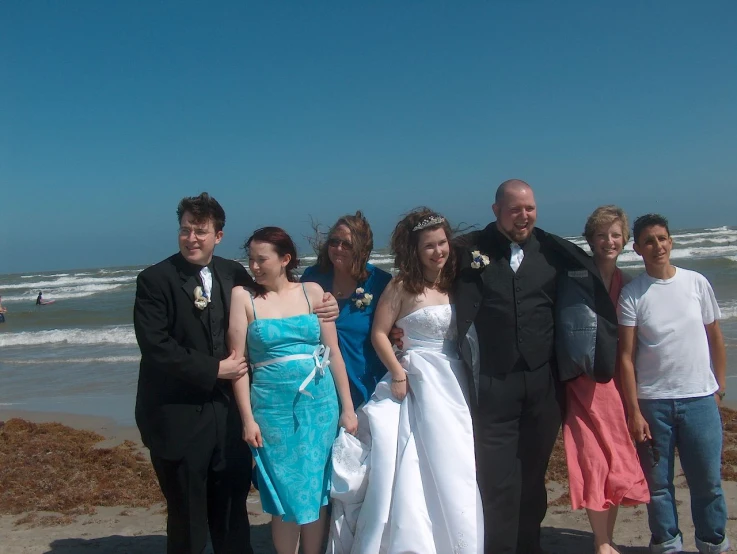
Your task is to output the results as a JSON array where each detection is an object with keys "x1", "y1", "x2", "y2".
[{"x1": 618, "y1": 213, "x2": 728, "y2": 554}]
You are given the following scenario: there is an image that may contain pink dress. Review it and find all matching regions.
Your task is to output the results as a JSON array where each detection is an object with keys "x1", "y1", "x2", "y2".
[{"x1": 562, "y1": 269, "x2": 650, "y2": 510}]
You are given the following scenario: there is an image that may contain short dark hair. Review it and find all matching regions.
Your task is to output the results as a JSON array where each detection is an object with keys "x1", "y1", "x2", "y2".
[
  {"x1": 176, "y1": 192, "x2": 226, "y2": 232},
  {"x1": 633, "y1": 213, "x2": 670, "y2": 244}
]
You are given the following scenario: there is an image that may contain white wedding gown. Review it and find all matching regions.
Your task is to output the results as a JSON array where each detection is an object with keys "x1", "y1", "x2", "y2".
[{"x1": 327, "y1": 304, "x2": 483, "y2": 554}]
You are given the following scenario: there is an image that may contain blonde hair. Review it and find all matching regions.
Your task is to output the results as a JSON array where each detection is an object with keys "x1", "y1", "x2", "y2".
[{"x1": 583, "y1": 205, "x2": 630, "y2": 245}]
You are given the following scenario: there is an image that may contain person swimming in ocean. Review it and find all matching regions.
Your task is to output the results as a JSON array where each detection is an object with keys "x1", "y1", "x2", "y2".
[
  {"x1": 36, "y1": 291, "x2": 43, "y2": 305},
  {"x1": 0, "y1": 295, "x2": 6, "y2": 323}
]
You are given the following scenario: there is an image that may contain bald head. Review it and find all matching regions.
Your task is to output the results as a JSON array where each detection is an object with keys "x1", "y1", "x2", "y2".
[
  {"x1": 495, "y1": 179, "x2": 533, "y2": 205},
  {"x1": 492, "y1": 179, "x2": 537, "y2": 243}
]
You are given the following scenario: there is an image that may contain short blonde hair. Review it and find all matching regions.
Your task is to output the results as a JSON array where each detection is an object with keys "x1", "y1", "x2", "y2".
[{"x1": 583, "y1": 205, "x2": 630, "y2": 245}]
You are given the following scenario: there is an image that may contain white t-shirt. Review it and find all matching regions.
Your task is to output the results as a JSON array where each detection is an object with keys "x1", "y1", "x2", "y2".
[{"x1": 618, "y1": 267, "x2": 720, "y2": 400}]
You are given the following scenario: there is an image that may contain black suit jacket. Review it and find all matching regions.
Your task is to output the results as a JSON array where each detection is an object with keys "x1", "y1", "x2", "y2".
[
  {"x1": 134, "y1": 253, "x2": 254, "y2": 460},
  {"x1": 454, "y1": 224, "x2": 617, "y2": 409}
]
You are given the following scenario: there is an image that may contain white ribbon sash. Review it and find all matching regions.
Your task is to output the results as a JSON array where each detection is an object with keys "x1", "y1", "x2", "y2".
[{"x1": 251, "y1": 344, "x2": 331, "y2": 398}]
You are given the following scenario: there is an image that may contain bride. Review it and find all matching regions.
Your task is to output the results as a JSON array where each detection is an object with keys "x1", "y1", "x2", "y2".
[{"x1": 326, "y1": 208, "x2": 483, "y2": 554}]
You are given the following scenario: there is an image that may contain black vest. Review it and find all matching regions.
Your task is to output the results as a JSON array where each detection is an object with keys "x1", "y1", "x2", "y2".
[{"x1": 475, "y1": 228, "x2": 560, "y2": 375}]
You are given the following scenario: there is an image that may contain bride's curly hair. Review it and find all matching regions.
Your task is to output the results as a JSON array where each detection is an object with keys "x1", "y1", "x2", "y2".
[{"x1": 391, "y1": 207, "x2": 456, "y2": 296}]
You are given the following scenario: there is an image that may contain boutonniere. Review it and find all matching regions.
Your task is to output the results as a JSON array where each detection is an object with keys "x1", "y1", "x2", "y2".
[
  {"x1": 351, "y1": 287, "x2": 373, "y2": 310},
  {"x1": 470, "y1": 250, "x2": 490, "y2": 269},
  {"x1": 194, "y1": 286, "x2": 210, "y2": 310}
]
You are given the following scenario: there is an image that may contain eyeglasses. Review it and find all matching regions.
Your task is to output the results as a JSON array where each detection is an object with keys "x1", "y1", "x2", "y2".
[
  {"x1": 327, "y1": 237, "x2": 353, "y2": 251},
  {"x1": 646, "y1": 439, "x2": 660, "y2": 468},
  {"x1": 179, "y1": 227, "x2": 212, "y2": 240}
]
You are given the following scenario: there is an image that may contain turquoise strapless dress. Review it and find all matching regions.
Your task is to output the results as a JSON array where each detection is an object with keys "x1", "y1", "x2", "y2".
[{"x1": 248, "y1": 313, "x2": 339, "y2": 524}]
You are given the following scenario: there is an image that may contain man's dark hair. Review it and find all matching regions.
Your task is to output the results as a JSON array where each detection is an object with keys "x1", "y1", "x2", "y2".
[
  {"x1": 176, "y1": 192, "x2": 226, "y2": 232},
  {"x1": 633, "y1": 213, "x2": 670, "y2": 244}
]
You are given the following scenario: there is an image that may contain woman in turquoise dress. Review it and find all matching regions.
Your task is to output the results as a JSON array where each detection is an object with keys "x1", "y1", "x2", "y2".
[
  {"x1": 228, "y1": 227, "x2": 357, "y2": 554},
  {"x1": 301, "y1": 211, "x2": 392, "y2": 408}
]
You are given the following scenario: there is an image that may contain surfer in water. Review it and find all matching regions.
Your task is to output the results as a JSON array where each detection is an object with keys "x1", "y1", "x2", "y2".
[
  {"x1": 0, "y1": 295, "x2": 6, "y2": 323},
  {"x1": 36, "y1": 291, "x2": 43, "y2": 305}
]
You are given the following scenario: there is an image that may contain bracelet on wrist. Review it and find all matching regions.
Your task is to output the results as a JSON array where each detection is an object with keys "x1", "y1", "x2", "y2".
[{"x1": 392, "y1": 377, "x2": 407, "y2": 383}]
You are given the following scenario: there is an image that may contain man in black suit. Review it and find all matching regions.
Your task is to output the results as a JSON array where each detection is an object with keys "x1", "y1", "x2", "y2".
[
  {"x1": 134, "y1": 192, "x2": 255, "y2": 554},
  {"x1": 455, "y1": 180, "x2": 617, "y2": 554},
  {"x1": 134, "y1": 192, "x2": 339, "y2": 554}
]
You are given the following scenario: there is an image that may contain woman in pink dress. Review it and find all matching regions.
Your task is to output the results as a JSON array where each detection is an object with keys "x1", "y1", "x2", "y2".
[{"x1": 563, "y1": 205, "x2": 650, "y2": 554}]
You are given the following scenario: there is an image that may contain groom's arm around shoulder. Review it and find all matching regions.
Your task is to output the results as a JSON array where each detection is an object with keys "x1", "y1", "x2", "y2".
[{"x1": 133, "y1": 261, "x2": 219, "y2": 392}]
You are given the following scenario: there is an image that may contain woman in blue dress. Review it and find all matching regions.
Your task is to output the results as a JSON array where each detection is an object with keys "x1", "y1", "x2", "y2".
[
  {"x1": 228, "y1": 227, "x2": 357, "y2": 554},
  {"x1": 301, "y1": 211, "x2": 392, "y2": 408}
]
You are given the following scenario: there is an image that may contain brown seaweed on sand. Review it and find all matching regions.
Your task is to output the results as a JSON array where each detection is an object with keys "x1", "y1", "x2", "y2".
[{"x1": 0, "y1": 418, "x2": 162, "y2": 521}]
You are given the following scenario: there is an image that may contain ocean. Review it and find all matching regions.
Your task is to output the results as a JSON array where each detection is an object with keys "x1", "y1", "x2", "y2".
[{"x1": 1, "y1": 226, "x2": 736, "y2": 425}]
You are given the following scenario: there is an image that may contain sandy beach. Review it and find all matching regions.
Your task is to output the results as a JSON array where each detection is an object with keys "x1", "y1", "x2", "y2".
[{"x1": 1, "y1": 408, "x2": 736, "y2": 554}]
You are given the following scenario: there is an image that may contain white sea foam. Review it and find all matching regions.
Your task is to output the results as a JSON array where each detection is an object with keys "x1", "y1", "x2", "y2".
[
  {"x1": 99, "y1": 268, "x2": 144, "y2": 275},
  {"x1": 7, "y1": 356, "x2": 140, "y2": 365},
  {"x1": 0, "y1": 326, "x2": 137, "y2": 347},
  {"x1": 369, "y1": 255, "x2": 394, "y2": 265},
  {"x1": 1, "y1": 283, "x2": 128, "y2": 302},
  {"x1": 719, "y1": 301, "x2": 737, "y2": 321},
  {"x1": 1, "y1": 275, "x2": 135, "y2": 291},
  {"x1": 707, "y1": 226, "x2": 731, "y2": 232}
]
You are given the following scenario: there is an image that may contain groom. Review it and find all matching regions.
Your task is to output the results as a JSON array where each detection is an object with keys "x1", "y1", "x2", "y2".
[
  {"x1": 455, "y1": 180, "x2": 617, "y2": 554},
  {"x1": 134, "y1": 192, "x2": 256, "y2": 554}
]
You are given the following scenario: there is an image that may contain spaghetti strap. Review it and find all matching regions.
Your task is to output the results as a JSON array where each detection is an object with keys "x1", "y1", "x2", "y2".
[
  {"x1": 300, "y1": 283, "x2": 312, "y2": 314},
  {"x1": 247, "y1": 289, "x2": 258, "y2": 320}
]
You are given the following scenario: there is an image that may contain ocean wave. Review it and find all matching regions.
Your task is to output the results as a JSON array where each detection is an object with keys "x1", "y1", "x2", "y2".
[
  {"x1": 1, "y1": 275, "x2": 135, "y2": 291},
  {"x1": 719, "y1": 301, "x2": 737, "y2": 321},
  {"x1": 0, "y1": 326, "x2": 137, "y2": 347},
  {"x1": 98, "y1": 268, "x2": 144, "y2": 275},
  {"x1": 1, "y1": 283, "x2": 129, "y2": 302},
  {"x1": 369, "y1": 255, "x2": 394, "y2": 264},
  {"x1": 671, "y1": 236, "x2": 737, "y2": 246},
  {"x1": 6, "y1": 356, "x2": 140, "y2": 365},
  {"x1": 616, "y1": 245, "x2": 737, "y2": 264}
]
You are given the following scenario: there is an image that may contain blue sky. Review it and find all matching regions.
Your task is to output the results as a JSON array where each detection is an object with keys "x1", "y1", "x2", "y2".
[{"x1": 1, "y1": 1, "x2": 736, "y2": 273}]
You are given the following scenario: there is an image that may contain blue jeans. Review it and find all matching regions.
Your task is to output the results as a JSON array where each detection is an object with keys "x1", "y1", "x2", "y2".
[{"x1": 637, "y1": 395, "x2": 729, "y2": 553}]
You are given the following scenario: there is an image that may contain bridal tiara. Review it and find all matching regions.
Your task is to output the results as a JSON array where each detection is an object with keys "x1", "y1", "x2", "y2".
[{"x1": 412, "y1": 215, "x2": 446, "y2": 232}]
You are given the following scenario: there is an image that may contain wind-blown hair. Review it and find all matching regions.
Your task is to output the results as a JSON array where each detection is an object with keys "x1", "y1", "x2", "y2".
[
  {"x1": 176, "y1": 192, "x2": 226, "y2": 232},
  {"x1": 633, "y1": 213, "x2": 670, "y2": 244},
  {"x1": 583, "y1": 205, "x2": 630, "y2": 246},
  {"x1": 391, "y1": 207, "x2": 456, "y2": 295},
  {"x1": 315, "y1": 211, "x2": 374, "y2": 283},
  {"x1": 244, "y1": 226, "x2": 300, "y2": 297}
]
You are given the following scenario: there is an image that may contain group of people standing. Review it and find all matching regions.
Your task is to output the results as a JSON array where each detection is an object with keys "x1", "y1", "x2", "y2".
[{"x1": 133, "y1": 180, "x2": 729, "y2": 554}]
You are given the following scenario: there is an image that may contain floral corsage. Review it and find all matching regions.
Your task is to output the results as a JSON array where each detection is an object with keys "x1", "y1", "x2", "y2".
[
  {"x1": 470, "y1": 250, "x2": 490, "y2": 269},
  {"x1": 194, "y1": 286, "x2": 210, "y2": 310},
  {"x1": 351, "y1": 287, "x2": 373, "y2": 310}
]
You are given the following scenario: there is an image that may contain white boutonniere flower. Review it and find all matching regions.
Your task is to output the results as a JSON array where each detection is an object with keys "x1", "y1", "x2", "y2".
[
  {"x1": 470, "y1": 250, "x2": 490, "y2": 269},
  {"x1": 351, "y1": 287, "x2": 373, "y2": 310},
  {"x1": 194, "y1": 286, "x2": 209, "y2": 310}
]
